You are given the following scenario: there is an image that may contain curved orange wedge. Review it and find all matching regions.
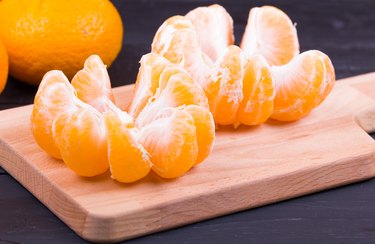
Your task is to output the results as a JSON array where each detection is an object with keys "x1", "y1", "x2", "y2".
[
  {"x1": 186, "y1": 4, "x2": 234, "y2": 62},
  {"x1": 241, "y1": 6, "x2": 299, "y2": 66},
  {"x1": 105, "y1": 111, "x2": 151, "y2": 183},
  {"x1": 237, "y1": 55, "x2": 275, "y2": 126},
  {"x1": 52, "y1": 106, "x2": 109, "y2": 177},
  {"x1": 31, "y1": 70, "x2": 80, "y2": 159},
  {"x1": 151, "y1": 15, "x2": 213, "y2": 87},
  {"x1": 271, "y1": 50, "x2": 335, "y2": 121},
  {"x1": 140, "y1": 108, "x2": 198, "y2": 178}
]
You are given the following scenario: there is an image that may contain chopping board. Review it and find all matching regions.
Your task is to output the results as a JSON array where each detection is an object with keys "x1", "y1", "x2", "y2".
[{"x1": 1, "y1": 72, "x2": 375, "y2": 242}]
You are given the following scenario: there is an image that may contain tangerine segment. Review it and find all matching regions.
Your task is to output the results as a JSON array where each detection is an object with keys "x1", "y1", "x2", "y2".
[
  {"x1": 140, "y1": 108, "x2": 198, "y2": 178},
  {"x1": 241, "y1": 6, "x2": 299, "y2": 66},
  {"x1": 104, "y1": 111, "x2": 151, "y2": 183},
  {"x1": 183, "y1": 105, "x2": 215, "y2": 165},
  {"x1": 31, "y1": 71, "x2": 79, "y2": 159},
  {"x1": 71, "y1": 54, "x2": 115, "y2": 113},
  {"x1": 151, "y1": 15, "x2": 212, "y2": 87},
  {"x1": 236, "y1": 55, "x2": 275, "y2": 126},
  {"x1": 205, "y1": 45, "x2": 245, "y2": 125},
  {"x1": 52, "y1": 107, "x2": 109, "y2": 177},
  {"x1": 314, "y1": 51, "x2": 336, "y2": 106},
  {"x1": 127, "y1": 53, "x2": 170, "y2": 118},
  {"x1": 186, "y1": 4, "x2": 234, "y2": 62},
  {"x1": 135, "y1": 66, "x2": 208, "y2": 127},
  {"x1": 157, "y1": 69, "x2": 209, "y2": 108},
  {"x1": 271, "y1": 50, "x2": 335, "y2": 121}
]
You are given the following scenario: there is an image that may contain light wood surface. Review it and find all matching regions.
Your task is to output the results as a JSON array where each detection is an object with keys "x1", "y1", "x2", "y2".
[{"x1": 1, "y1": 73, "x2": 375, "y2": 242}]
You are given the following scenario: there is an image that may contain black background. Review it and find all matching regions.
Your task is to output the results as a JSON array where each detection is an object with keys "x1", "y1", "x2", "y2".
[{"x1": 1, "y1": 0, "x2": 375, "y2": 243}]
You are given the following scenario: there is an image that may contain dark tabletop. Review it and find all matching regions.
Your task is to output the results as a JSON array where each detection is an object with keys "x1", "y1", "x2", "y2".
[{"x1": 1, "y1": 0, "x2": 375, "y2": 243}]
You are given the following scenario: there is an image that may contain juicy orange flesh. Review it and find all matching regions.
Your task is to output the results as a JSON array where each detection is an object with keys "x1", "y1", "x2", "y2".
[
  {"x1": 71, "y1": 55, "x2": 115, "y2": 112},
  {"x1": 32, "y1": 54, "x2": 215, "y2": 182},
  {"x1": 151, "y1": 15, "x2": 213, "y2": 87},
  {"x1": 31, "y1": 4, "x2": 337, "y2": 182},
  {"x1": 160, "y1": 72, "x2": 208, "y2": 108},
  {"x1": 271, "y1": 50, "x2": 333, "y2": 121},
  {"x1": 209, "y1": 45, "x2": 244, "y2": 125},
  {"x1": 240, "y1": 6, "x2": 299, "y2": 66},
  {"x1": 183, "y1": 105, "x2": 215, "y2": 165},
  {"x1": 151, "y1": 6, "x2": 335, "y2": 126},
  {"x1": 53, "y1": 107, "x2": 109, "y2": 177},
  {"x1": 135, "y1": 66, "x2": 208, "y2": 128},
  {"x1": 140, "y1": 109, "x2": 198, "y2": 178},
  {"x1": 314, "y1": 51, "x2": 336, "y2": 105},
  {"x1": 105, "y1": 111, "x2": 151, "y2": 183},
  {"x1": 128, "y1": 53, "x2": 170, "y2": 118},
  {"x1": 31, "y1": 71, "x2": 79, "y2": 159},
  {"x1": 152, "y1": 16, "x2": 195, "y2": 65},
  {"x1": 186, "y1": 4, "x2": 234, "y2": 62},
  {"x1": 237, "y1": 55, "x2": 274, "y2": 126}
]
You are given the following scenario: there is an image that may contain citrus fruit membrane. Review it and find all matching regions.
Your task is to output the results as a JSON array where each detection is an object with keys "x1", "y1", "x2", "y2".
[
  {"x1": 151, "y1": 4, "x2": 335, "y2": 126},
  {"x1": 31, "y1": 54, "x2": 215, "y2": 182}
]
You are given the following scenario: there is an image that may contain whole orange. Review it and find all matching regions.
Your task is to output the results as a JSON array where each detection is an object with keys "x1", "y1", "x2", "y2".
[
  {"x1": 0, "y1": 0, "x2": 123, "y2": 85},
  {"x1": 0, "y1": 40, "x2": 8, "y2": 94}
]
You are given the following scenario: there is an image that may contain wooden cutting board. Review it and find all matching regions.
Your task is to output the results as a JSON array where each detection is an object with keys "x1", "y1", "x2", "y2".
[{"x1": 1, "y1": 72, "x2": 375, "y2": 242}]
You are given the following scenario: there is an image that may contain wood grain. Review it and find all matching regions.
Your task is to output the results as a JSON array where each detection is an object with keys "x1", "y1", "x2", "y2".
[{"x1": 1, "y1": 73, "x2": 375, "y2": 242}]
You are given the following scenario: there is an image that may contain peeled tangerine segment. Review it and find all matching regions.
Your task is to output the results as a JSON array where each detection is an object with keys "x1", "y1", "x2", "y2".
[
  {"x1": 52, "y1": 107, "x2": 109, "y2": 177},
  {"x1": 182, "y1": 105, "x2": 215, "y2": 165},
  {"x1": 31, "y1": 70, "x2": 79, "y2": 159},
  {"x1": 151, "y1": 15, "x2": 212, "y2": 87},
  {"x1": 241, "y1": 6, "x2": 299, "y2": 66},
  {"x1": 32, "y1": 53, "x2": 216, "y2": 182},
  {"x1": 271, "y1": 50, "x2": 335, "y2": 121},
  {"x1": 104, "y1": 111, "x2": 151, "y2": 183},
  {"x1": 71, "y1": 54, "x2": 115, "y2": 113},
  {"x1": 135, "y1": 64, "x2": 208, "y2": 128},
  {"x1": 204, "y1": 45, "x2": 245, "y2": 125},
  {"x1": 127, "y1": 53, "x2": 170, "y2": 118},
  {"x1": 186, "y1": 4, "x2": 234, "y2": 62},
  {"x1": 140, "y1": 108, "x2": 198, "y2": 179},
  {"x1": 236, "y1": 55, "x2": 275, "y2": 126}
]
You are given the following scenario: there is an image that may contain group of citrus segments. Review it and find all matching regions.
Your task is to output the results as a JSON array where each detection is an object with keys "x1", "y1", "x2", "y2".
[{"x1": 31, "y1": 5, "x2": 336, "y2": 183}]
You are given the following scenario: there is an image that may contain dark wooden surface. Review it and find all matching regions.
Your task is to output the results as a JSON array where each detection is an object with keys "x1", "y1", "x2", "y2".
[{"x1": 1, "y1": 0, "x2": 375, "y2": 243}]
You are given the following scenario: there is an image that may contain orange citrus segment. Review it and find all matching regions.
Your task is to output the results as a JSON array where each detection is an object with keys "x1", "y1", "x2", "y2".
[
  {"x1": 127, "y1": 53, "x2": 170, "y2": 118},
  {"x1": 186, "y1": 4, "x2": 234, "y2": 62},
  {"x1": 271, "y1": 50, "x2": 335, "y2": 121},
  {"x1": 314, "y1": 51, "x2": 336, "y2": 105},
  {"x1": 236, "y1": 55, "x2": 275, "y2": 126},
  {"x1": 127, "y1": 52, "x2": 214, "y2": 177},
  {"x1": 71, "y1": 54, "x2": 115, "y2": 113},
  {"x1": 151, "y1": 15, "x2": 212, "y2": 87},
  {"x1": 104, "y1": 111, "x2": 151, "y2": 183},
  {"x1": 205, "y1": 45, "x2": 245, "y2": 125},
  {"x1": 157, "y1": 68, "x2": 208, "y2": 108},
  {"x1": 31, "y1": 70, "x2": 80, "y2": 159},
  {"x1": 52, "y1": 107, "x2": 109, "y2": 177},
  {"x1": 135, "y1": 63, "x2": 208, "y2": 128},
  {"x1": 241, "y1": 6, "x2": 299, "y2": 66},
  {"x1": 140, "y1": 108, "x2": 198, "y2": 178},
  {"x1": 32, "y1": 53, "x2": 215, "y2": 181},
  {"x1": 183, "y1": 105, "x2": 215, "y2": 165}
]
